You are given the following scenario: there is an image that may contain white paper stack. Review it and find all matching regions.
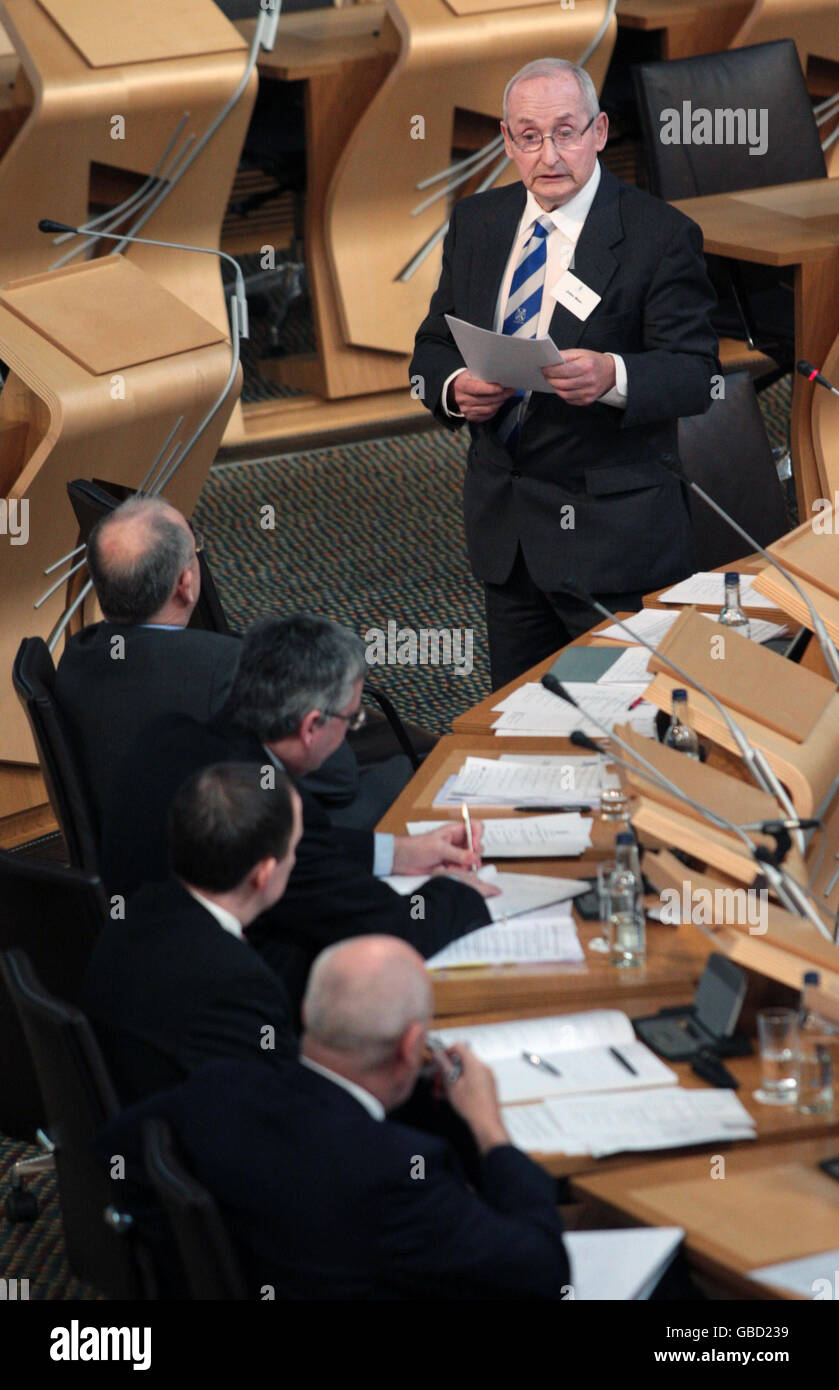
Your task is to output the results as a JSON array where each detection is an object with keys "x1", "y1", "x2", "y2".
[
  {"x1": 380, "y1": 864, "x2": 589, "y2": 923},
  {"x1": 750, "y1": 1249, "x2": 839, "y2": 1298},
  {"x1": 406, "y1": 814, "x2": 592, "y2": 859},
  {"x1": 426, "y1": 907, "x2": 584, "y2": 969},
  {"x1": 658, "y1": 571, "x2": 778, "y2": 609},
  {"x1": 490, "y1": 682, "x2": 657, "y2": 738},
  {"x1": 433, "y1": 754, "x2": 601, "y2": 808},
  {"x1": 502, "y1": 1086, "x2": 756, "y2": 1157},
  {"x1": 598, "y1": 606, "x2": 788, "y2": 647},
  {"x1": 566, "y1": 1228, "x2": 685, "y2": 1300}
]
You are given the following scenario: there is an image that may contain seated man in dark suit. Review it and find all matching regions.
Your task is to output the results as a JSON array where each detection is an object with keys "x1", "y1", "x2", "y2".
[
  {"x1": 55, "y1": 495, "x2": 419, "y2": 834},
  {"x1": 97, "y1": 936, "x2": 571, "y2": 1299},
  {"x1": 85, "y1": 762, "x2": 301, "y2": 1105},
  {"x1": 101, "y1": 613, "x2": 496, "y2": 1009}
]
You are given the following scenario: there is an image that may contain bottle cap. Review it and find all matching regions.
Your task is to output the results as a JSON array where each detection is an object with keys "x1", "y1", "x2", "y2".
[
  {"x1": 616, "y1": 831, "x2": 635, "y2": 846},
  {"x1": 725, "y1": 571, "x2": 739, "y2": 583},
  {"x1": 803, "y1": 970, "x2": 820, "y2": 986},
  {"x1": 672, "y1": 688, "x2": 687, "y2": 702}
]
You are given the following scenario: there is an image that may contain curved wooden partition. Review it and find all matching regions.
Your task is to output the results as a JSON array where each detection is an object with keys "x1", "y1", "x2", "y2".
[
  {"x1": 731, "y1": 0, "x2": 839, "y2": 66},
  {"x1": 811, "y1": 328, "x2": 839, "y2": 504},
  {"x1": 323, "y1": 0, "x2": 616, "y2": 368},
  {"x1": 0, "y1": 0, "x2": 255, "y2": 430}
]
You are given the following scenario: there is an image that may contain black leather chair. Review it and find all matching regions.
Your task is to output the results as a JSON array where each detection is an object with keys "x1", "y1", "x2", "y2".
[
  {"x1": 678, "y1": 370, "x2": 790, "y2": 570},
  {"x1": 0, "y1": 949, "x2": 155, "y2": 1298},
  {"x1": 633, "y1": 40, "x2": 827, "y2": 382},
  {"x1": 0, "y1": 850, "x2": 106, "y2": 1141},
  {"x1": 142, "y1": 1117, "x2": 249, "y2": 1300},
  {"x1": 12, "y1": 637, "x2": 100, "y2": 870}
]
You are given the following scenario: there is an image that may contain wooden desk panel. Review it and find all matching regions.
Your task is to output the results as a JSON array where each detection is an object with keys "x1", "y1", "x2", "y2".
[{"x1": 572, "y1": 1133, "x2": 839, "y2": 1296}]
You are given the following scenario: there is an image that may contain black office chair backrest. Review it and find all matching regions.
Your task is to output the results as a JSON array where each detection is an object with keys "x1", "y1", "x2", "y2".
[
  {"x1": 0, "y1": 851, "x2": 106, "y2": 1140},
  {"x1": 143, "y1": 1117, "x2": 249, "y2": 1300},
  {"x1": 633, "y1": 40, "x2": 826, "y2": 200},
  {"x1": 67, "y1": 478, "x2": 233, "y2": 636},
  {"x1": 12, "y1": 636, "x2": 100, "y2": 871},
  {"x1": 678, "y1": 371, "x2": 789, "y2": 569},
  {"x1": 0, "y1": 949, "x2": 151, "y2": 1298}
]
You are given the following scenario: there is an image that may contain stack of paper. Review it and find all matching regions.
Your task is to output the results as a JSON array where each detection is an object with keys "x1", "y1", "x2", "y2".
[
  {"x1": 750, "y1": 1249, "x2": 839, "y2": 1298},
  {"x1": 490, "y1": 682, "x2": 657, "y2": 738},
  {"x1": 659, "y1": 571, "x2": 778, "y2": 609},
  {"x1": 381, "y1": 864, "x2": 589, "y2": 923},
  {"x1": 566, "y1": 1228, "x2": 685, "y2": 1300},
  {"x1": 406, "y1": 814, "x2": 592, "y2": 858},
  {"x1": 598, "y1": 606, "x2": 788, "y2": 647},
  {"x1": 502, "y1": 1087, "x2": 756, "y2": 1157},
  {"x1": 426, "y1": 907, "x2": 584, "y2": 969},
  {"x1": 433, "y1": 754, "x2": 602, "y2": 808},
  {"x1": 435, "y1": 1009, "x2": 677, "y2": 1103}
]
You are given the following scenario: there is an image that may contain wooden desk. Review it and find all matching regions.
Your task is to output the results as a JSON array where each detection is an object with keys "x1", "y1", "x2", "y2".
[
  {"x1": 377, "y1": 733, "x2": 711, "y2": 1021},
  {"x1": 572, "y1": 1132, "x2": 839, "y2": 1297},
  {"x1": 672, "y1": 179, "x2": 839, "y2": 517},
  {"x1": 239, "y1": 7, "x2": 387, "y2": 83},
  {"x1": 617, "y1": 0, "x2": 751, "y2": 60}
]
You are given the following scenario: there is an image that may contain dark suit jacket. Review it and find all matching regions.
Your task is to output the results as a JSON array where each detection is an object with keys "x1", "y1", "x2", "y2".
[
  {"x1": 55, "y1": 621, "x2": 361, "y2": 833},
  {"x1": 411, "y1": 166, "x2": 719, "y2": 594},
  {"x1": 95, "y1": 1058, "x2": 571, "y2": 1299},
  {"x1": 100, "y1": 714, "x2": 490, "y2": 1007},
  {"x1": 83, "y1": 879, "x2": 297, "y2": 1105}
]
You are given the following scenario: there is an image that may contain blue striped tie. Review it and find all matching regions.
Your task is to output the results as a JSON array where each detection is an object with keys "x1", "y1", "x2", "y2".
[{"x1": 496, "y1": 214, "x2": 553, "y2": 448}]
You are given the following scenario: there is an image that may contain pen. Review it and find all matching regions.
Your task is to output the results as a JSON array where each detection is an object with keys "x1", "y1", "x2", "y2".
[
  {"x1": 461, "y1": 802, "x2": 477, "y2": 873},
  {"x1": 427, "y1": 1035, "x2": 463, "y2": 1084},
  {"x1": 514, "y1": 804, "x2": 594, "y2": 813},
  {"x1": 628, "y1": 696, "x2": 646, "y2": 711},
  {"x1": 609, "y1": 1046, "x2": 638, "y2": 1076},
  {"x1": 522, "y1": 1050, "x2": 561, "y2": 1077}
]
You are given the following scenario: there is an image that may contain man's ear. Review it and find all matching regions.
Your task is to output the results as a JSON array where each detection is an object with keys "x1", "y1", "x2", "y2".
[
  {"x1": 174, "y1": 565, "x2": 195, "y2": 607},
  {"x1": 251, "y1": 856, "x2": 278, "y2": 896},
  {"x1": 299, "y1": 709, "x2": 323, "y2": 747},
  {"x1": 397, "y1": 1021, "x2": 426, "y2": 1069}
]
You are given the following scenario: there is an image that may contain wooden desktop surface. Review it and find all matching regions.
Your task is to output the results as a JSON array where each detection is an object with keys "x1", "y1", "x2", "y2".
[
  {"x1": 239, "y1": 7, "x2": 387, "y2": 81},
  {"x1": 673, "y1": 179, "x2": 839, "y2": 268},
  {"x1": 572, "y1": 1132, "x2": 839, "y2": 1297}
]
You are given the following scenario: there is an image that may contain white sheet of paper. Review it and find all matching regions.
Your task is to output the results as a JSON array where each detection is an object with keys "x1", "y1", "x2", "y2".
[
  {"x1": 444, "y1": 754, "x2": 601, "y2": 806},
  {"x1": 598, "y1": 607, "x2": 788, "y2": 647},
  {"x1": 659, "y1": 571, "x2": 776, "y2": 609},
  {"x1": 406, "y1": 814, "x2": 593, "y2": 858},
  {"x1": 444, "y1": 313, "x2": 564, "y2": 392},
  {"x1": 426, "y1": 912, "x2": 583, "y2": 969},
  {"x1": 488, "y1": 1039, "x2": 677, "y2": 1104},
  {"x1": 565, "y1": 1228, "x2": 685, "y2": 1300},
  {"x1": 595, "y1": 646, "x2": 654, "y2": 684},
  {"x1": 380, "y1": 864, "x2": 588, "y2": 923},
  {"x1": 437, "y1": 1008, "x2": 635, "y2": 1062},
  {"x1": 490, "y1": 681, "x2": 656, "y2": 738},
  {"x1": 502, "y1": 1086, "x2": 755, "y2": 1155},
  {"x1": 750, "y1": 1248, "x2": 839, "y2": 1298}
]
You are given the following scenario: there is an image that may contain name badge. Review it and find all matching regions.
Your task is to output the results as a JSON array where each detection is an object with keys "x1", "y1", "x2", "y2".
[{"x1": 550, "y1": 270, "x2": 601, "y2": 321}]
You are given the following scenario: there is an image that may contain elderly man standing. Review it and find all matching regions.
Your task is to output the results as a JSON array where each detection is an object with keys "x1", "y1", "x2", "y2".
[
  {"x1": 96, "y1": 937, "x2": 571, "y2": 1299},
  {"x1": 411, "y1": 57, "x2": 718, "y2": 688}
]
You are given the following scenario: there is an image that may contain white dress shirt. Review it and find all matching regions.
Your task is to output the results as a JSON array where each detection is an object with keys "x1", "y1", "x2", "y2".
[
  {"x1": 300, "y1": 1056, "x2": 385, "y2": 1121},
  {"x1": 444, "y1": 160, "x2": 627, "y2": 415},
  {"x1": 184, "y1": 885, "x2": 244, "y2": 940}
]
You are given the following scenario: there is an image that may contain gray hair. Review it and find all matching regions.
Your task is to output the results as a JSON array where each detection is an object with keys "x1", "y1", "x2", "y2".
[
  {"x1": 503, "y1": 58, "x2": 600, "y2": 125},
  {"x1": 225, "y1": 614, "x2": 366, "y2": 741},
  {"x1": 303, "y1": 938, "x2": 433, "y2": 1070},
  {"x1": 86, "y1": 497, "x2": 193, "y2": 625}
]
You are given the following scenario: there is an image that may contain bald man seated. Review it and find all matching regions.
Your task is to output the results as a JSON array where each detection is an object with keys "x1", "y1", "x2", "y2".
[
  {"x1": 55, "y1": 495, "x2": 419, "y2": 835},
  {"x1": 95, "y1": 937, "x2": 570, "y2": 1300}
]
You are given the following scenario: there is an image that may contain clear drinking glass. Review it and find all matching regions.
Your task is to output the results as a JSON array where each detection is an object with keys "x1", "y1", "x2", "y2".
[
  {"x1": 754, "y1": 1008, "x2": 799, "y2": 1106},
  {"x1": 599, "y1": 759, "x2": 630, "y2": 822},
  {"x1": 797, "y1": 1032, "x2": 835, "y2": 1115}
]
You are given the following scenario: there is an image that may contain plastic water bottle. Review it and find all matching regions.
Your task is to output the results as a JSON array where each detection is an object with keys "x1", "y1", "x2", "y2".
[
  {"x1": 718, "y1": 571, "x2": 751, "y2": 637},
  {"x1": 663, "y1": 688, "x2": 701, "y2": 760},
  {"x1": 607, "y1": 831, "x2": 645, "y2": 968},
  {"x1": 796, "y1": 970, "x2": 836, "y2": 1115}
]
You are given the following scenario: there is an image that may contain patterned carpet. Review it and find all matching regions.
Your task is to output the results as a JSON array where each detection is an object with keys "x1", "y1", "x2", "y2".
[{"x1": 0, "y1": 375, "x2": 792, "y2": 1299}]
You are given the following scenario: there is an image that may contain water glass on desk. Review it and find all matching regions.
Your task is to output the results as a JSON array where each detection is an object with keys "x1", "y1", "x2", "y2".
[
  {"x1": 797, "y1": 1031, "x2": 835, "y2": 1115},
  {"x1": 754, "y1": 1008, "x2": 798, "y2": 1106},
  {"x1": 599, "y1": 758, "x2": 630, "y2": 822}
]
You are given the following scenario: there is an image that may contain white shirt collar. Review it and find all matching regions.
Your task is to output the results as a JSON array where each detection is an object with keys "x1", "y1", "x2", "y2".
[
  {"x1": 184, "y1": 886, "x2": 244, "y2": 941},
  {"x1": 521, "y1": 159, "x2": 601, "y2": 245},
  {"x1": 300, "y1": 1056, "x2": 385, "y2": 1121}
]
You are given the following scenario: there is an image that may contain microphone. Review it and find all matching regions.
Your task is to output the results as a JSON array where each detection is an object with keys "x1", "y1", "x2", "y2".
[
  {"x1": 543, "y1": 678, "x2": 836, "y2": 938},
  {"x1": 38, "y1": 218, "x2": 247, "y2": 497},
  {"x1": 656, "y1": 450, "x2": 839, "y2": 687},
  {"x1": 797, "y1": 359, "x2": 839, "y2": 398},
  {"x1": 555, "y1": 581, "x2": 805, "y2": 850}
]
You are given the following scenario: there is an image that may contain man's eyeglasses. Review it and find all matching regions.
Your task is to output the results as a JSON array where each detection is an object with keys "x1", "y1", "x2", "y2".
[
  {"x1": 323, "y1": 706, "x2": 367, "y2": 733},
  {"x1": 508, "y1": 114, "x2": 596, "y2": 154}
]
